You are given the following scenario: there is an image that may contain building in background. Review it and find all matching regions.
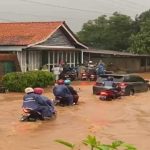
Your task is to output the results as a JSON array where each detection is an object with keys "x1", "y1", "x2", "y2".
[{"x1": 0, "y1": 21, "x2": 88, "y2": 75}]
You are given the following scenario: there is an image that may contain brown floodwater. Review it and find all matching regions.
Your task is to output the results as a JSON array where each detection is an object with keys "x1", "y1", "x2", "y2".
[{"x1": 0, "y1": 73, "x2": 150, "y2": 150}]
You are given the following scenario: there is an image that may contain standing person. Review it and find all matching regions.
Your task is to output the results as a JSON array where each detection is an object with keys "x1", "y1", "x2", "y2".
[
  {"x1": 88, "y1": 60, "x2": 95, "y2": 70},
  {"x1": 97, "y1": 60, "x2": 105, "y2": 76},
  {"x1": 22, "y1": 87, "x2": 53, "y2": 119},
  {"x1": 52, "y1": 64, "x2": 62, "y2": 81},
  {"x1": 53, "y1": 80, "x2": 73, "y2": 106},
  {"x1": 64, "y1": 79, "x2": 79, "y2": 105}
]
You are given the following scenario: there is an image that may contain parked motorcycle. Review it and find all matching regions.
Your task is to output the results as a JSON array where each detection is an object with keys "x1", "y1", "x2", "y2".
[
  {"x1": 81, "y1": 73, "x2": 88, "y2": 80},
  {"x1": 60, "y1": 69, "x2": 77, "y2": 81},
  {"x1": 87, "y1": 68, "x2": 97, "y2": 81},
  {"x1": 99, "y1": 87, "x2": 122, "y2": 101},
  {"x1": 89, "y1": 73, "x2": 97, "y2": 81}
]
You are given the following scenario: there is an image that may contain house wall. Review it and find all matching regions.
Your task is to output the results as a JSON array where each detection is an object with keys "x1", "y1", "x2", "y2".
[
  {"x1": 83, "y1": 53, "x2": 150, "y2": 73},
  {"x1": 17, "y1": 49, "x2": 81, "y2": 72},
  {"x1": 39, "y1": 29, "x2": 74, "y2": 47}
]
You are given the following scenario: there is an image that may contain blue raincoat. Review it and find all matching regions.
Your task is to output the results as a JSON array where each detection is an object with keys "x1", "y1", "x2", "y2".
[{"x1": 22, "y1": 92, "x2": 54, "y2": 118}]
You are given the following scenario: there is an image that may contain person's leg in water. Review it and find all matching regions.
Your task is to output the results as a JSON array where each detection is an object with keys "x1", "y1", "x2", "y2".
[
  {"x1": 36, "y1": 106, "x2": 53, "y2": 118},
  {"x1": 66, "y1": 95, "x2": 73, "y2": 105},
  {"x1": 73, "y1": 94, "x2": 79, "y2": 104}
]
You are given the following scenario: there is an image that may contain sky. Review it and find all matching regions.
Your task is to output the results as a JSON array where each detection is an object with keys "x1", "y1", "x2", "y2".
[{"x1": 0, "y1": 0, "x2": 150, "y2": 32}]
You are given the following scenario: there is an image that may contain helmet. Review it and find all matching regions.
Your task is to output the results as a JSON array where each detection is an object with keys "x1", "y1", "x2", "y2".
[
  {"x1": 25, "y1": 87, "x2": 34, "y2": 94},
  {"x1": 57, "y1": 79, "x2": 64, "y2": 85},
  {"x1": 89, "y1": 61, "x2": 93, "y2": 64},
  {"x1": 64, "y1": 79, "x2": 71, "y2": 85},
  {"x1": 34, "y1": 87, "x2": 44, "y2": 95}
]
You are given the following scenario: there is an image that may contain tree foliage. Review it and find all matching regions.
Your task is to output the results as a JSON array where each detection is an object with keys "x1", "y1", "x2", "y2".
[
  {"x1": 77, "y1": 12, "x2": 133, "y2": 51},
  {"x1": 77, "y1": 9, "x2": 150, "y2": 54},
  {"x1": 128, "y1": 9, "x2": 150, "y2": 54}
]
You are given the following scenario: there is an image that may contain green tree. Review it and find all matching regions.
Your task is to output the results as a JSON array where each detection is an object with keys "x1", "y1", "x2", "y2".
[
  {"x1": 128, "y1": 9, "x2": 150, "y2": 54},
  {"x1": 77, "y1": 15, "x2": 109, "y2": 49},
  {"x1": 77, "y1": 12, "x2": 133, "y2": 51},
  {"x1": 107, "y1": 12, "x2": 133, "y2": 51},
  {"x1": 129, "y1": 19, "x2": 150, "y2": 54}
]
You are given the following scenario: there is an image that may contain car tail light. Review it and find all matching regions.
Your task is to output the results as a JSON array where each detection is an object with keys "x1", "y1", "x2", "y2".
[
  {"x1": 119, "y1": 82, "x2": 128, "y2": 88},
  {"x1": 100, "y1": 91, "x2": 108, "y2": 96}
]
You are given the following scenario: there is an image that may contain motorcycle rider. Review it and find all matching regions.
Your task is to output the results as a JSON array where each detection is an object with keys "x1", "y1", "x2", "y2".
[
  {"x1": 64, "y1": 79, "x2": 79, "y2": 105},
  {"x1": 103, "y1": 76, "x2": 121, "y2": 91},
  {"x1": 103, "y1": 76, "x2": 115, "y2": 88},
  {"x1": 53, "y1": 80, "x2": 73, "y2": 106},
  {"x1": 22, "y1": 87, "x2": 53, "y2": 119},
  {"x1": 34, "y1": 87, "x2": 56, "y2": 115}
]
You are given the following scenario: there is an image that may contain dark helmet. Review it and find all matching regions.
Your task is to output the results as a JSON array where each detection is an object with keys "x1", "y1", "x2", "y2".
[
  {"x1": 64, "y1": 79, "x2": 71, "y2": 85},
  {"x1": 57, "y1": 79, "x2": 64, "y2": 85}
]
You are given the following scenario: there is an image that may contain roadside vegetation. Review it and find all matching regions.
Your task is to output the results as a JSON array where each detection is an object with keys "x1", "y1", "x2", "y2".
[
  {"x1": 1, "y1": 71, "x2": 55, "y2": 92},
  {"x1": 77, "y1": 9, "x2": 150, "y2": 54},
  {"x1": 55, "y1": 135, "x2": 137, "y2": 150}
]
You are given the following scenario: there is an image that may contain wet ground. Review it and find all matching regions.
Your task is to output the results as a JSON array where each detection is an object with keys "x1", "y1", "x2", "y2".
[{"x1": 0, "y1": 73, "x2": 150, "y2": 150}]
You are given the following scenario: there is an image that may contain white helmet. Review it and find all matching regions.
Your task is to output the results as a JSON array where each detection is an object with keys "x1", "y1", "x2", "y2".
[
  {"x1": 25, "y1": 87, "x2": 34, "y2": 94},
  {"x1": 89, "y1": 61, "x2": 93, "y2": 64}
]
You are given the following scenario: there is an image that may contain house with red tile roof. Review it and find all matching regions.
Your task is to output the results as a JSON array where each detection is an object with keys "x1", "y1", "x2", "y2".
[{"x1": 0, "y1": 21, "x2": 88, "y2": 75}]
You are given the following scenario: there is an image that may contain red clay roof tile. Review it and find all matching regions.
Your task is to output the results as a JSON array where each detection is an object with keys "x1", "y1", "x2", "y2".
[{"x1": 0, "y1": 21, "x2": 63, "y2": 46}]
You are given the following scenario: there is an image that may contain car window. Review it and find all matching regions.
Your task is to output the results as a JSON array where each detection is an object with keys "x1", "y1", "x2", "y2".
[
  {"x1": 97, "y1": 75, "x2": 124, "y2": 83},
  {"x1": 124, "y1": 76, "x2": 134, "y2": 82},
  {"x1": 113, "y1": 76, "x2": 124, "y2": 82},
  {"x1": 133, "y1": 76, "x2": 145, "y2": 82},
  {"x1": 97, "y1": 77, "x2": 107, "y2": 82},
  {"x1": 124, "y1": 75, "x2": 145, "y2": 82}
]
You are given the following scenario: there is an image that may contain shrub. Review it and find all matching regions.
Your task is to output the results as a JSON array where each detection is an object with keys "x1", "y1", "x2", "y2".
[
  {"x1": 55, "y1": 135, "x2": 137, "y2": 150},
  {"x1": 2, "y1": 71, "x2": 55, "y2": 92}
]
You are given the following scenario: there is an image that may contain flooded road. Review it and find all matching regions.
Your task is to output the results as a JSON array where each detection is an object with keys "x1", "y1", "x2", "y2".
[{"x1": 0, "y1": 73, "x2": 150, "y2": 150}]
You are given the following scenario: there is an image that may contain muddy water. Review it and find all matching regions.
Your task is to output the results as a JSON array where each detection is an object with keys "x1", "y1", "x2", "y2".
[{"x1": 0, "y1": 73, "x2": 150, "y2": 150}]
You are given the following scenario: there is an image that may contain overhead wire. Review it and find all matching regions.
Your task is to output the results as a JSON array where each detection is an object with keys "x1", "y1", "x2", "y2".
[{"x1": 20, "y1": 0, "x2": 112, "y2": 15}]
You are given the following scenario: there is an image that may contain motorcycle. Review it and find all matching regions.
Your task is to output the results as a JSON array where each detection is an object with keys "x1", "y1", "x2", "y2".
[
  {"x1": 60, "y1": 69, "x2": 77, "y2": 81},
  {"x1": 54, "y1": 96, "x2": 68, "y2": 106},
  {"x1": 54, "y1": 94, "x2": 79, "y2": 106},
  {"x1": 20, "y1": 108, "x2": 44, "y2": 122},
  {"x1": 99, "y1": 87, "x2": 122, "y2": 101},
  {"x1": 87, "y1": 68, "x2": 97, "y2": 81},
  {"x1": 89, "y1": 73, "x2": 97, "y2": 81},
  {"x1": 81, "y1": 72, "x2": 88, "y2": 80}
]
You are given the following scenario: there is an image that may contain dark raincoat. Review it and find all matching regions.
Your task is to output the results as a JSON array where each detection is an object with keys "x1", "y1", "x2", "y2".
[
  {"x1": 22, "y1": 92, "x2": 54, "y2": 118},
  {"x1": 53, "y1": 84, "x2": 73, "y2": 105}
]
